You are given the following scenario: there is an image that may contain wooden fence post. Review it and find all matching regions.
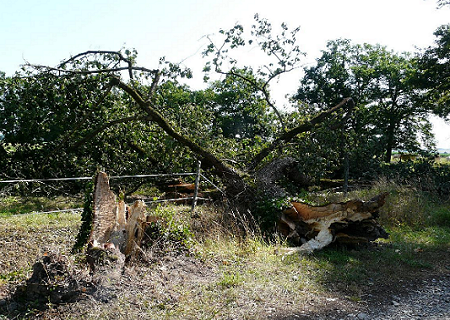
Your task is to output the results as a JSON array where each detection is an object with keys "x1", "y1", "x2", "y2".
[{"x1": 191, "y1": 160, "x2": 201, "y2": 213}]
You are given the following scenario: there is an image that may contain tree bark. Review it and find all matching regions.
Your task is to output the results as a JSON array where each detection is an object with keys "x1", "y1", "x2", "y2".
[
  {"x1": 384, "y1": 119, "x2": 396, "y2": 163},
  {"x1": 88, "y1": 171, "x2": 148, "y2": 261}
]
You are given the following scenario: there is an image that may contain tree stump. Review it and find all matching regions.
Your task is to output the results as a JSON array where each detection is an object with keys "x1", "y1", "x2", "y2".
[
  {"x1": 87, "y1": 172, "x2": 149, "y2": 271},
  {"x1": 278, "y1": 193, "x2": 389, "y2": 253}
]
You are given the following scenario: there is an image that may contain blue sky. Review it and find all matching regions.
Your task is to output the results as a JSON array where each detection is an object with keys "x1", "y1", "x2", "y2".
[{"x1": 1, "y1": 0, "x2": 449, "y2": 148}]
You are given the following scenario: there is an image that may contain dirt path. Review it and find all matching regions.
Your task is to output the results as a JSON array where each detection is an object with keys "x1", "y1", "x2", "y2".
[{"x1": 276, "y1": 272, "x2": 450, "y2": 319}]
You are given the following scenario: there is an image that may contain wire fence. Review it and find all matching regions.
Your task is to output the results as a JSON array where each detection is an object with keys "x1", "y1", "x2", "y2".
[{"x1": 0, "y1": 162, "x2": 224, "y2": 216}]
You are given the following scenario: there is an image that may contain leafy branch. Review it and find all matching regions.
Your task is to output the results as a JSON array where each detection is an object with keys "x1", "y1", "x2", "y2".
[{"x1": 202, "y1": 14, "x2": 305, "y2": 130}]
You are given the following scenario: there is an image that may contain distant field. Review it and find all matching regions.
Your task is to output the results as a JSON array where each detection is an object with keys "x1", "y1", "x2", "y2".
[{"x1": 391, "y1": 152, "x2": 450, "y2": 164}]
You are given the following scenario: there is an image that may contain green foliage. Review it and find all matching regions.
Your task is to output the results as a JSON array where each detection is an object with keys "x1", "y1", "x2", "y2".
[
  {"x1": 293, "y1": 39, "x2": 436, "y2": 181},
  {"x1": 72, "y1": 178, "x2": 94, "y2": 253},
  {"x1": 203, "y1": 14, "x2": 304, "y2": 83},
  {"x1": 380, "y1": 160, "x2": 450, "y2": 197},
  {"x1": 416, "y1": 24, "x2": 450, "y2": 119},
  {"x1": 429, "y1": 207, "x2": 450, "y2": 226},
  {"x1": 208, "y1": 69, "x2": 277, "y2": 142},
  {"x1": 0, "y1": 50, "x2": 201, "y2": 185},
  {"x1": 143, "y1": 204, "x2": 193, "y2": 251},
  {"x1": 253, "y1": 195, "x2": 291, "y2": 236}
]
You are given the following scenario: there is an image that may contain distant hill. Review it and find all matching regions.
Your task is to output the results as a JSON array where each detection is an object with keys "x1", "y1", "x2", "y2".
[{"x1": 438, "y1": 148, "x2": 450, "y2": 154}]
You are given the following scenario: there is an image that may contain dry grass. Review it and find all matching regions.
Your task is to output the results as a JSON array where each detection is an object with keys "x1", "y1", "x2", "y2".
[
  {"x1": 304, "y1": 178, "x2": 450, "y2": 229},
  {"x1": 0, "y1": 213, "x2": 81, "y2": 287}
]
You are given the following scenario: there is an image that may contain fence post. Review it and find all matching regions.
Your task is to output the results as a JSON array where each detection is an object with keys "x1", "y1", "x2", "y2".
[{"x1": 191, "y1": 160, "x2": 201, "y2": 213}]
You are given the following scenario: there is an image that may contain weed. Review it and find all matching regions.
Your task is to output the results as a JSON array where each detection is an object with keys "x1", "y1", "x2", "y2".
[
  {"x1": 0, "y1": 268, "x2": 31, "y2": 285},
  {"x1": 218, "y1": 271, "x2": 244, "y2": 288},
  {"x1": 429, "y1": 206, "x2": 450, "y2": 227},
  {"x1": 141, "y1": 204, "x2": 194, "y2": 255}
]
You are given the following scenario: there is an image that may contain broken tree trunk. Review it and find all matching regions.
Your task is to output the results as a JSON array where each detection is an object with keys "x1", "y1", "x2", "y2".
[
  {"x1": 87, "y1": 171, "x2": 149, "y2": 268},
  {"x1": 278, "y1": 193, "x2": 389, "y2": 254}
]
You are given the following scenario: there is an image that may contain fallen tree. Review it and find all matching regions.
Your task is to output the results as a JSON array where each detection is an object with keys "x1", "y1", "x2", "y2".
[
  {"x1": 79, "y1": 171, "x2": 389, "y2": 263},
  {"x1": 20, "y1": 50, "x2": 356, "y2": 230},
  {"x1": 14, "y1": 17, "x2": 355, "y2": 199},
  {"x1": 8, "y1": 18, "x2": 367, "y2": 240}
]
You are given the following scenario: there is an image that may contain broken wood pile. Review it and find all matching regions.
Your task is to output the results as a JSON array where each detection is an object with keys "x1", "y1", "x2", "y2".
[{"x1": 278, "y1": 193, "x2": 389, "y2": 253}]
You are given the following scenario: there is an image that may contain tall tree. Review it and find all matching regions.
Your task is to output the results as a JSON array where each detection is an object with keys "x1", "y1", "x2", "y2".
[{"x1": 295, "y1": 40, "x2": 433, "y2": 166}]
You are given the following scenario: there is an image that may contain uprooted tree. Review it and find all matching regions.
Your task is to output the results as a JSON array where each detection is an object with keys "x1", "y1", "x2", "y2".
[{"x1": 1, "y1": 16, "x2": 389, "y2": 253}]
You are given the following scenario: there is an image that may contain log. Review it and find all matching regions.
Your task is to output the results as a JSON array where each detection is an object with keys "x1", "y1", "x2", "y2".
[{"x1": 278, "y1": 193, "x2": 389, "y2": 253}]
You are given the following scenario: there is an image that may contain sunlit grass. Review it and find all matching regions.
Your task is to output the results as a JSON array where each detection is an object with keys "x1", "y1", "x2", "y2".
[{"x1": 0, "y1": 195, "x2": 82, "y2": 217}]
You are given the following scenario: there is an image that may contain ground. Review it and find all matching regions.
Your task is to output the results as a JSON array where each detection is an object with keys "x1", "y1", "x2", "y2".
[{"x1": 0, "y1": 206, "x2": 449, "y2": 319}]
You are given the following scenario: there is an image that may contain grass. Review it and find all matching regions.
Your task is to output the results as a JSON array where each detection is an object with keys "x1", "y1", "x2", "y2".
[
  {"x1": 0, "y1": 212, "x2": 81, "y2": 286},
  {"x1": 304, "y1": 178, "x2": 450, "y2": 230},
  {"x1": 0, "y1": 195, "x2": 83, "y2": 217},
  {"x1": 1, "y1": 180, "x2": 450, "y2": 319}
]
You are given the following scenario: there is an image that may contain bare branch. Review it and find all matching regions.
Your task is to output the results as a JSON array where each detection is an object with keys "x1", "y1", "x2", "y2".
[
  {"x1": 58, "y1": 50, "x2": 137, "y2": 78},
  {"x1": 58, "y1": 50, "x2": 130, "y2": 67},
  {"x1": 28, "y1": 64, "x2": 159, "y2": 76},
  {"x1": 148, "y1": 70, "x2": 161, "y2": 98}
]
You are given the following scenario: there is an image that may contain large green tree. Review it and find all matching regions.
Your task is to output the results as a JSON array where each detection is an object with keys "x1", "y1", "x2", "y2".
[{"x1": 295, "y1": 39, "x2": 434, "y2": 167}]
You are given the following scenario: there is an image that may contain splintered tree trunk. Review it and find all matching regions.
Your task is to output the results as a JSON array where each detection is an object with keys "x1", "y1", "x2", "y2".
[
  {"x1": 91, "y1": 171, "x2": 127, "y2": 248},
  {"x1": 88, "y1": 172, "x2": 148, "y2": 262},
  {"x1": 278, "y1": 193, "x2": 389, "y2": 253},
  {"x1": 124, "y1": 201, "x2": 147, "y2": 257}
]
